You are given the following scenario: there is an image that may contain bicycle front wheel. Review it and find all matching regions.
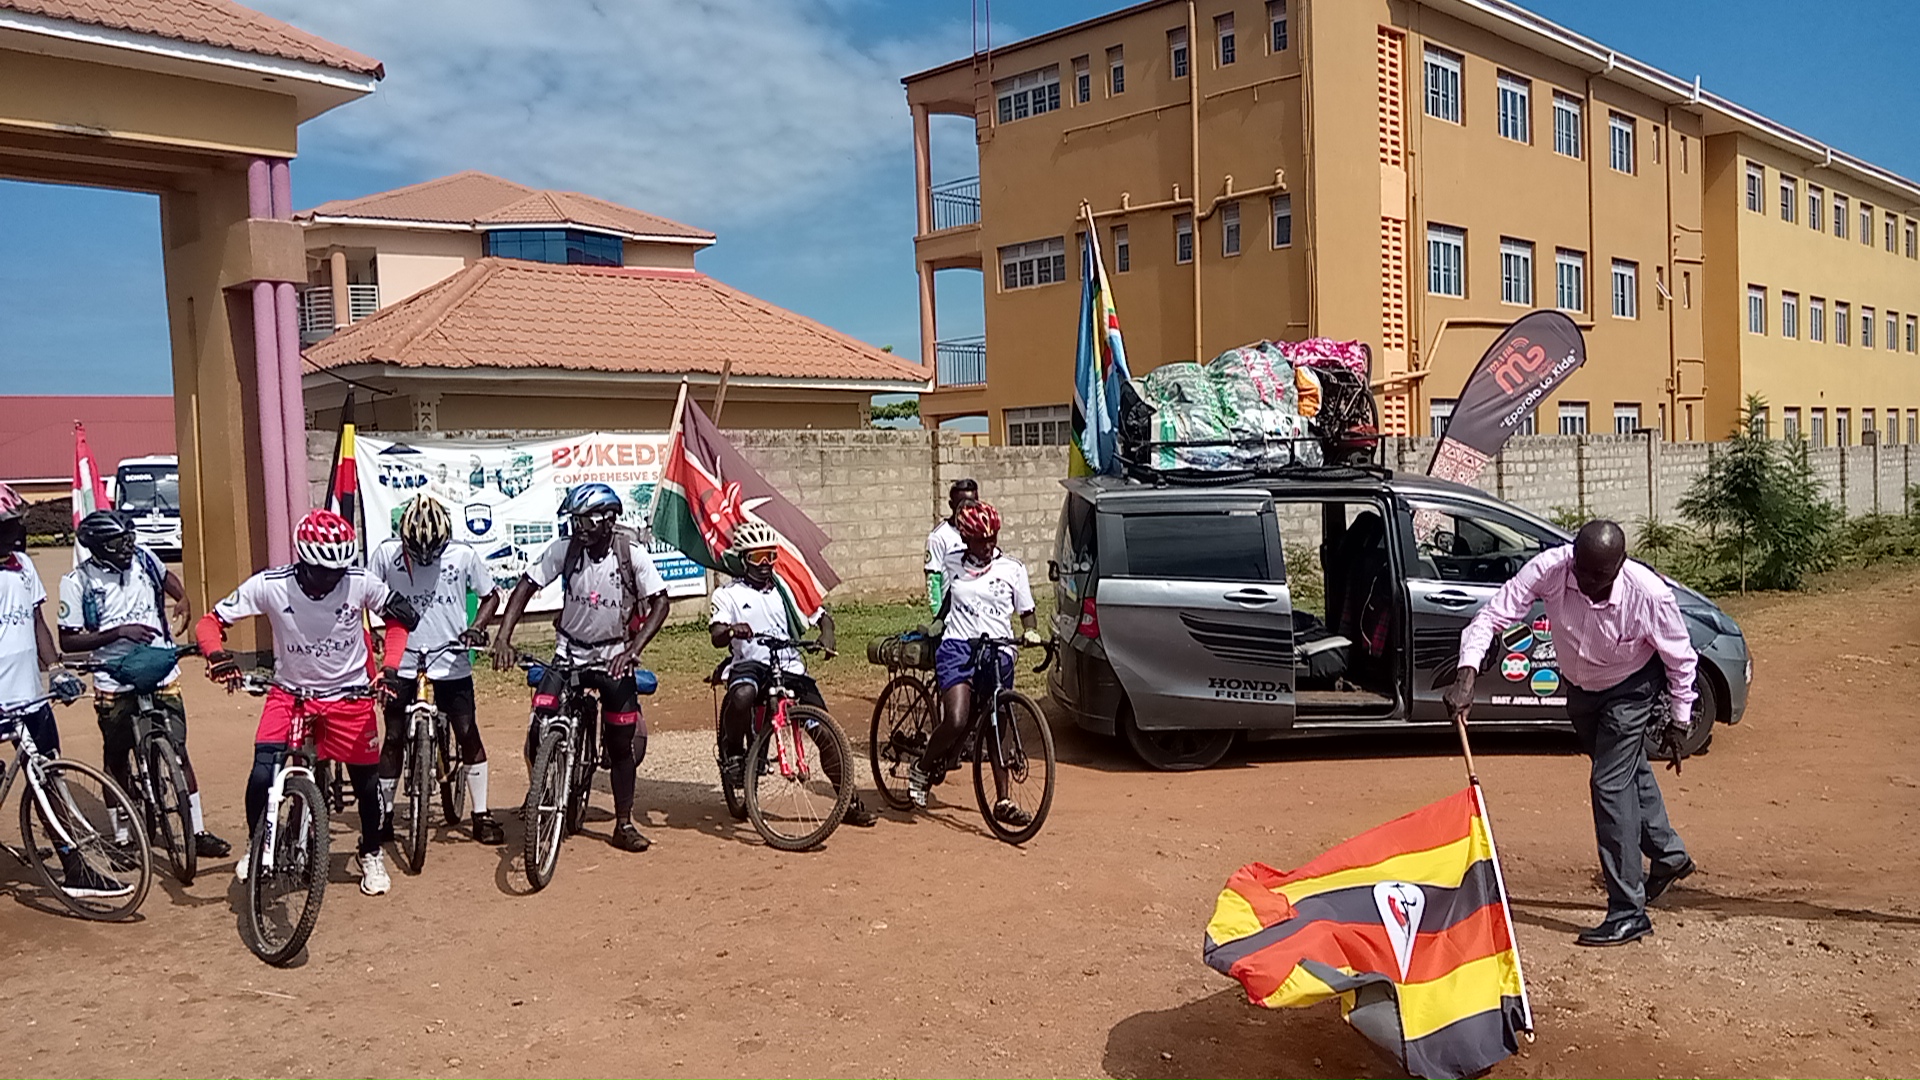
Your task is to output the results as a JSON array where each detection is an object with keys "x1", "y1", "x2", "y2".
[
  {"x1": 972, "y1": 690, "x2": 1056, "y2": 845},
  {"x1": 565, "y1": 705, "x2": 597, "y2": 836},
  {"x1": 20, "y1": 759, "x2": 152, "y2": 921},
  {"x1": 245, "y1": 774, "x2": 327, "y2": 965},
  {"x1": 400, "y1": 720, "x2": 433, "y2": 874},
  {"x1": 869, "y1": 675, "x2": 935, "y2": 811},
  {"x1": 140, "y1": 731, "x2": 197, "y2": 885},
  {"x1": 437, "y1": 725, "x2": 468, "y2": 825},
  {"x1": 522, "y1": 730, "x2": 569, "y2": 891},
  {"x1": 746, "y1": 705, "x2": 852, "y2": 852}
]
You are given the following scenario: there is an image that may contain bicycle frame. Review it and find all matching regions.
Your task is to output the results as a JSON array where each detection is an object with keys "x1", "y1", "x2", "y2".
[
  {"x1": 0, "y1": 705, "x2": 94, "y2": 854},
  {"x1": 257, "y1": 701, "x2": 321, "y2": 875}
]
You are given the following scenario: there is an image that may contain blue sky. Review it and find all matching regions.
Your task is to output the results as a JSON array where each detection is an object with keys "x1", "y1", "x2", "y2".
[{"x1": 3, "y1": 0, "x2": 1918, "y2": 397}]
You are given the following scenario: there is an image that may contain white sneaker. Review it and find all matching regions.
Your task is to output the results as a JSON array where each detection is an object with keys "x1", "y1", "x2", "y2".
[
  {"x1": 235, "y1": 851, "x2": 249, "y2": 882},
  {"x1": 358, "y1": 851, "x2": 391, "y2": 896}
]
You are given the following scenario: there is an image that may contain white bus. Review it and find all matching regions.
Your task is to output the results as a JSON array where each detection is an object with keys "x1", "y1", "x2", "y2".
[{"x1": 114, "y1": 455, "x2": 182, "y2": 560}]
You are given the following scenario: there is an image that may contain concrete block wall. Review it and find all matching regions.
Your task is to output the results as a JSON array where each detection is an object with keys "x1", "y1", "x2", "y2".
[{"x1": 1656, "y1": 443, "x2": 1712, "y2": 523}]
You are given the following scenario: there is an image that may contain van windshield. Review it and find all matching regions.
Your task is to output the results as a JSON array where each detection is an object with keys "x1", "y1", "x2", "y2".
[{"x1": 117, "y1": 470, "x2": 180, "y2": 513}]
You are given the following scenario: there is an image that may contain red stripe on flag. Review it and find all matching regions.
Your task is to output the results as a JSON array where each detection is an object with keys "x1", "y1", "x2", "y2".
[{"x1": 1267, "y1": 788, "x2": 1480, "y2": 887}]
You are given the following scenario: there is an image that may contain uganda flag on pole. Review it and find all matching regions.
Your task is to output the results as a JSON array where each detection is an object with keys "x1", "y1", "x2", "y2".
[
  {"x1": 652, "y1": 385, "x2": 840, "y2": 635},
  {"x1": 1203, "y1": 785, "x2": 1533, "y2": 1079}
]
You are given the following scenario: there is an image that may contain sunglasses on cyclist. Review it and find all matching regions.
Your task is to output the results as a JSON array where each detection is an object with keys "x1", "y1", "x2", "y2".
[{"x1": 743, "y1": 547, "x2": 780, "y2": 566}]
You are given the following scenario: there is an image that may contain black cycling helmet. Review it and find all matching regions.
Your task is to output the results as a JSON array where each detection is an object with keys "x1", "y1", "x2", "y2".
[{"x1": 78, "y1": 510, "x2": 139, "y2": 569}]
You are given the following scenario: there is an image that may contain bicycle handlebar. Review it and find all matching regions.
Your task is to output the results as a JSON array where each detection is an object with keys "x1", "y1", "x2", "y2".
[
  {"x1": 0, "y1": 693, "x2": 62, "y2": 717},
  {"x1": 231, "y1": 674, "x2": 373, "y2": 702},
  {"x1": 967, "y1": 634, "x2": 1058, "y2": 673}
]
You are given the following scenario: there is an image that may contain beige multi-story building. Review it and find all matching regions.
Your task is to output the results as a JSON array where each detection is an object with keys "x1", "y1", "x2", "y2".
[{"x1": 905, "y1": 0, "x2": 1920, "y2": 445}]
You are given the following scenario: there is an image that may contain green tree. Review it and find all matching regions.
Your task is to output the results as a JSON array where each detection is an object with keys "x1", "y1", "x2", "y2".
[
  {"x1": 870, "y1": 398, "x2": 921, "y2": 424},
  {"x1": 1676, "y1": 394, "x2": 1835, "y2": 592}
]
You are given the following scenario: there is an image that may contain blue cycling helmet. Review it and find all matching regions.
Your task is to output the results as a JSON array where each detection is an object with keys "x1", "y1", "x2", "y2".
[{"x1": 559, "y1": 482, "x2": 622, "y2": 518}]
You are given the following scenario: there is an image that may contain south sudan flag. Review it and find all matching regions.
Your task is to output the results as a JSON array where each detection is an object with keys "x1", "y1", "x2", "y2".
[{"x1": 1203, "y1": 785, "x2": 1533, "y2": 1080}]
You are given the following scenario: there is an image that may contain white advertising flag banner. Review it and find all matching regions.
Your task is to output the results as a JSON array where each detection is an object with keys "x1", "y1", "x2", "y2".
[{"x1": 357, "y1": 432, "x2": 709, "y2": 609}]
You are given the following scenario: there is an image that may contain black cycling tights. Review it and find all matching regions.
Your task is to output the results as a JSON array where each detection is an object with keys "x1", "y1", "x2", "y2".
[
  {"x1": 379, "y1": 709, "x2": 487, "y2": 780},
  {"x1": 247, "y1": 745, "x2": 383, "y2": 856}
]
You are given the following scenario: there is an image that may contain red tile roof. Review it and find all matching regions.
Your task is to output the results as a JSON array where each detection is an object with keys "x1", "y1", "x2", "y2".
[
  {"x1": 300, "y1": 171, "x2": 713, "y2": 241},
  {"x1": 0, "y1": 0, "x2": 383, "y2": 77},
  {"x1": 0, "y1": 396, "x2": 175, "y2": 483},
  {"x1": 304, "y1": 259, "x2": 927, "y2": 387}
]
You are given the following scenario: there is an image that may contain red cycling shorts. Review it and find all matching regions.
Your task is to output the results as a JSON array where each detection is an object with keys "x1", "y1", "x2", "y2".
[{"x1": 255, "y1": 687, "x2": 380, "y2": 766}]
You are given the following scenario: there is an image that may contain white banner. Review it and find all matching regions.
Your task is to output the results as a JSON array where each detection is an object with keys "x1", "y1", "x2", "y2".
[{"x1": 357, "y1": 432, "x2": 709, "y2": 609}]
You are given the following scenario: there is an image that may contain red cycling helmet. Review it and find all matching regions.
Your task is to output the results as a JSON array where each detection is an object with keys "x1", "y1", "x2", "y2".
[
  {"x1": 953, "y1": 501, "x2": 1001, "y2": 540},
  {"x1": 294, "y1": 508, "x2": 358, "y2": 569},
  {"x1": 0, "y1": 483, "x2": 23, "y2": 522}
]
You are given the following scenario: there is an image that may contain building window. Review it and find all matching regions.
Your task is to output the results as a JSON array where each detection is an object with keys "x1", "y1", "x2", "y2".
[
  {"x1": 1751, "y1": 406, "x2": 1770, "y2": 437},
  {"x1": 1836, "y1": 302, "x2": 1851, "y2": 345},
  {"x1": 1558, "y1": 402, "x2": 1589, "y2": 435},
  {"x1": 1808, "y1": 185, "x2": 1824, "y2": 232},
  {"x1": 1221, "y1": 201, "x2": 1241, "y2": 256},
  {"x1": 1861, "y1": 203, "x2": 1873, "y2": 245},
  {"x1": 1175, "y1": 213, "x2": 1194, "y2": 264},
  {"x1": 1910, "y1": 411, "x2": 1918, "y2": 447},
  {"x1": 1745, "y1": 162, "x2": 1764, "y2": 212},
  {"x1": 1424, "y1": 46, "x2": 1462, "y2": 123},
  {"x1": 1073, "y1": 56, "x2": 1091, "y2": 104},
  {"x1": 1270, "y1": 194, "x2": 1293, "y2": 248},
  {"x1": 1837, "y1": 408, "x2": 1852, "y2": 447},
  {"x1": 1747, "y1": 285, "x2": 1766, "y2": 334},
  {"x1": 1908, "y1": 314, "x2": 1917, "y2": 353},
  {"x1": 1515, "y1": 410, "x2": 1538, "y2": 436},
  {"x1": 1908, "y1": 220, "x2": 1918, "y2": 258},
  {"x1": 1608, "y1": 112, "x2": 1635, "y2": 173},
  {"x1": 1006, "y1": 405, "x2": 1071, "y2": 447},
  {"x1": 1611, "y1": 259, "x2": 1638, "y2": 319},
  {"x1": 1782, "y1": 408, "x2": 1801, "y2": 441},
  {"x1": 1888, "y1": 410, "x2": 1901, "y2": 445},
  {"x1": 1864, "y1": 409, "x2": 1877, "y2": 442},
  {"x1": 1268, "y1": 0, "x2": 1288, "y2": 52},
  {"x1": 1810, "y1": 297, "x2": 1826, "y2": 342},
  {"x1": 1834, "y1": 194, "x2": 1849, "y2": 238},
  {"x1": 995, "y1": 65, "x2": 1061, "y2": 124},
  {"x1": 1108, "y1": 46, "x2": 1125, "y2": 94},
  {"x1": 1430, "y1": 398, "x2": 1456, "y2": 437},
  {"x1": 1113, "y1": 225, "x2": 1130, "y2": 272},
  {"x1": 1428, "y1": 224, "x2": 1466, "y2": 297},
  {"x1": 1889, "y1": 312, "x2": 1900, "y2": 351},
  {"x1": 1500, "y1": 238, "x2": 1534, "y2": 305},
  {"x1": 1215, "y1": 13, "x2": 1235, "y2": 65},
  {"x1": 1555, "y1": 249, "x2": 1585, "y2": 312},
  {"x1": 1888, "y1": 214, "x2": 1899, "y2": 253},
  {"x1": 1777, "y1": 291, "x2": 1799, "y2": 338},
  {"x1": 1169, "y1": 27, "x2": 1189, "y2": 79},
  {"x1": 1496, "y1": 72, "x2": 1530, "y2": 143},
  {"x1": 1862, "y1": 306, "x2": 1876, "y2": 348},
  {"x1": 484, "y1": 228, "x2": 622, "y2": 266},
  {"x1": 1613, "y1": 403, "x2": 1642, "y2": 434},
  {"x1": 1810, "y1": 408, "x2": 1827, "y2": 447},
  {"x1": 1779, "y1": 176, "x2": 1797, "y2": 222},
  {"x1": 1551, "y1": 92, "x2": 1582, "y2": 158},
  {"x1": 998, "y1": 237, "x2": 1067, "y2": 290}
]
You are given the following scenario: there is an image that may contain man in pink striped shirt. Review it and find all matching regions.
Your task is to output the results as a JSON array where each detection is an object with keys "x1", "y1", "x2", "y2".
[{"x1": 1445, "y1": 520, "x2": 1696, "y2": 947}]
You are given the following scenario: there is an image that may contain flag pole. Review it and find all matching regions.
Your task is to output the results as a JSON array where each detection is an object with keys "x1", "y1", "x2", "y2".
[
  {"x1": 711, "y1": 355, "x2": 735, "y2": 426},
  {"x1": 1451, "y1": 709, "x2": 1480, "y2": 786}
]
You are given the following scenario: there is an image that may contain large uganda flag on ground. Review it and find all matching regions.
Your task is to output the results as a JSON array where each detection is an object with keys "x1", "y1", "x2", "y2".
[
  {"x1": 1203, "y1": 785, "x2": 1532, "y2": 1079},
  {"x1": 652, "y1": 385, "x2": 840, "y2": 635}
]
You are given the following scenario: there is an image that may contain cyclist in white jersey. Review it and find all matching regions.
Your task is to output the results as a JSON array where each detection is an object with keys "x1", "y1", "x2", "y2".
[{"x1": 370, "y1": 496, "x2": 504, "y2": 844}]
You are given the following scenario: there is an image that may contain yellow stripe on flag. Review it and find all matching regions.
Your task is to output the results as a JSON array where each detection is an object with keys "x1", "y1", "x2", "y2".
[
  {"x1": 1258, "y1": 960, "x2": 1346, "y2": 1009},
  {"x1": 1395, "y1": 950, "x2": 1525, "y2": 1041},
  {"x1": 1278, "y1": 819, "x2": 1494, "y2": 904},
  {"x1": 1206, "y1": 886, "x2": 1264, "y2": 946}
]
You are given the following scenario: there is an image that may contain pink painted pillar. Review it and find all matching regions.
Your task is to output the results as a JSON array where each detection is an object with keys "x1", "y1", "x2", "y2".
[
  {"x1": 269, "y1": 159, "x2": 309, "y2": 525},
  {"x1": 247, "y1": 159, "x2": 292, "y2": 565}
]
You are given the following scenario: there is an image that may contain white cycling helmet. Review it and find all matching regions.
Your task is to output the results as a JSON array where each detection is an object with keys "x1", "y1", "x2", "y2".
[{"x1": 728, "y1": 519, "x2": 781, "y2": 553}]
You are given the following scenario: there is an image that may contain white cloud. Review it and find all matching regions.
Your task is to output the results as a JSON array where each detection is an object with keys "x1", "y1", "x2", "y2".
[{"x1": 260, "y1": 0, "x2": 970, "y2": 231}]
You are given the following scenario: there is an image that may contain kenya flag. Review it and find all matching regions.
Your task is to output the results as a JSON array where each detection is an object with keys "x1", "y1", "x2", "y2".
[{"x1": 652, "y1": 389, "x2": 839, "y2": 631}]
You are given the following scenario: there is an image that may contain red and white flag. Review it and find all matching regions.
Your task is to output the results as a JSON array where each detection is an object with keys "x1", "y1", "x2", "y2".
[{"x1": 72, "y1": 421, "x2": 110, "y2": 565}]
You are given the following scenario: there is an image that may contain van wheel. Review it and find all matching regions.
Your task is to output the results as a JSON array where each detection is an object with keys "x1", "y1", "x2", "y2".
[{"x1": 1121, "y1": 707, "x2": 1233, "y2": 771}]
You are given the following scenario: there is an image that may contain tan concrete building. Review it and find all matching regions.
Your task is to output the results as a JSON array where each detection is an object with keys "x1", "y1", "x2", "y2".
[
  {"x1": 905, "y1": 0, "x2": 1920, "y2": 444},
  {"x1": 0, "y1": 0, "x2": 377, "y2": 645},
  {"x1": 297, "y1": 173, "x2": 927, "y2": 432}
]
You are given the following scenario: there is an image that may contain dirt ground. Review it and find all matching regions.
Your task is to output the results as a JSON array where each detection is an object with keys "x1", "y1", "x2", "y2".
[{"x1": 3, "y1": 558, "x2": 1918, "y2": 1079}]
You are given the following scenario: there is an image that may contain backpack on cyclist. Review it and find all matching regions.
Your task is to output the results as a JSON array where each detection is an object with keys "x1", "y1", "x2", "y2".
[
  {"x1": 80, "y1": 545, "x2": 172, "y2": 642},
  {"x1": 557, "y1": 524, "x2": 646, "y2": 636}
]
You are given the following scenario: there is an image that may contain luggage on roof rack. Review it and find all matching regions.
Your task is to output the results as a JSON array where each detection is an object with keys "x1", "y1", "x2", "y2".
[{"x1": 1118, "y1": 338, "x2": 1381, "y2": 479}]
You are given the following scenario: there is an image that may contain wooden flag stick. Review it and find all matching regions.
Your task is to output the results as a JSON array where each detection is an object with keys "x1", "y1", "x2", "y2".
[{"x1": 1452, "y1": 708, "x2": 1480, "y2": 787}]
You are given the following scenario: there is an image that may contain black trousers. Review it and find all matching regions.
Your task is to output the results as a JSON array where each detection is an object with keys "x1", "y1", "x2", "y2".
[{"x1": 1566, "y1": 657, "x2": 1690, "y2": 919}]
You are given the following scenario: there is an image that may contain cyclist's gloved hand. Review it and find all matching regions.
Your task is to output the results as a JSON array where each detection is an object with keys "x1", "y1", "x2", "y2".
[
  {"x1": 49, "y1": 670, "x2": 85, "y2": 705},
  {"x1": 1021, "y1": 628, "x2": 1044, "y2": 647},
  {"x1": 205, "y1": 650, "x2": 241, "y2": 685},
  {"x1": 379, "y1": 667, "x2": 408, "y2": 703}
]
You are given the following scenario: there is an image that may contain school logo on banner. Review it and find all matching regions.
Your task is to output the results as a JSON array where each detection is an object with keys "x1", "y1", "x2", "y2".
[{"x1": 464, "y1": 502, "x2": 494, "y2": 538}]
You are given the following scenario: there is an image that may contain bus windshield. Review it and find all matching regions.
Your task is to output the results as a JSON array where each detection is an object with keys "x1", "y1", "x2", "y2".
[{"x1": 117, "y1": 469, "x2": 180, "y2": 513}]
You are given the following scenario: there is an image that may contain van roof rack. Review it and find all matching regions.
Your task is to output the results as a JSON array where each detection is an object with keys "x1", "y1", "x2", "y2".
[{"x1": 1116, "y1": 436, "x2": 1392, "y2": 488}]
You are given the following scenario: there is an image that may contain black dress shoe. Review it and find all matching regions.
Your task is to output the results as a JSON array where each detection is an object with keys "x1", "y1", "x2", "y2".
[
  {"x1": 1646, "y1": 857, "x2": 1696, "y2": 904},
  {"x1": 1576, "y1": 913, "x2": 1653, "y2": 947}
]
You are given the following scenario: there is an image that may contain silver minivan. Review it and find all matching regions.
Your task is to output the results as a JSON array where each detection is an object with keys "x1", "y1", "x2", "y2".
[{"x1": 1046, "y1": 470, "x2": 1751, "y2": 770}]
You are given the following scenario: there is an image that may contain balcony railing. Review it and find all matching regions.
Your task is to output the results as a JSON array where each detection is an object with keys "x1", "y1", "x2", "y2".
[
  {"x1": 299, "y1": 283, "x2": 381, "y2": 343},
  {"x1": 929, "y1": 176, "x2": 980, "y2": 232},
  {"x1": 935, "y1": 336, "x2": 986, "y2": 387}
]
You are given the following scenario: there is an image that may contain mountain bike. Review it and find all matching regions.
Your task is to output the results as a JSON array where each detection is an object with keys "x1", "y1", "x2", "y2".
[
  {"x1": 73, "y1": 644, "x2": 198, "y2": 884},
  {"x1": 234, "y1": 676, "x2": 367, "y2": 966},
  {"x1": 711, "y1": 635, "x2": 854, "y2": 851},
  {"x1": 872, "y1": 635, "x2": 1057, "y2": 844},
  {"x1": 394, "y1": 640, "x2": 480, "y2": 875},
  {"x1": 517, "y1": 654, "x2": 609, "y2": 891},
  {"x1": 0, "y1": 694, "x2": 151, "y2": 920}
]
